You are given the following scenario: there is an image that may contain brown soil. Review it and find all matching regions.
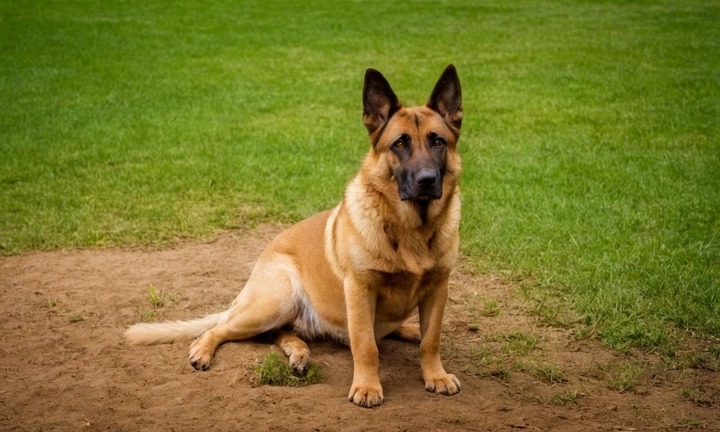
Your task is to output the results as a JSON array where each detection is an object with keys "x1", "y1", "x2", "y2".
[{"x1": 1, "y1": 225, "x2": 718, "y2": 431}]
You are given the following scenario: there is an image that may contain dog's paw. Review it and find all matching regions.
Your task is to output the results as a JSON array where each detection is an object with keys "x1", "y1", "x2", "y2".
[
  {"x1": 288, "y1": 351, "x2": 310, "y2": 376},
  {"x1": 348, "y1": 384, "x2": 385, "y2": 408},
  {"x1": 424, "y1": 373, "x2": 461, "y2": 396},
  {"x1": 188, "y1": 338, "x2": 214, "y2": 371}
]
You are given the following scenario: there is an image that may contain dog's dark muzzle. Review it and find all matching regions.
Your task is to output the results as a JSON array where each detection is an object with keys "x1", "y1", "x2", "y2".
[{"x1": 398, "y1": 168, "x2": 443, "y2": 201}]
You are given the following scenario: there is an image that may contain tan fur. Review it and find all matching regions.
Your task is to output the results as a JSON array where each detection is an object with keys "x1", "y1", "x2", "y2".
[{"x1": 124, "y1": 65, "x2": 464, "y2": 408}]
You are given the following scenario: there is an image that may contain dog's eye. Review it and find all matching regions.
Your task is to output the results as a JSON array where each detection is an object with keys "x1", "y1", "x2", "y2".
[
  {"x1": 393, "y1": 134, "x2": 410, "y2": 149},
  {"x1": 433, "y1": 137, "x2": 446, "y2": 148}
]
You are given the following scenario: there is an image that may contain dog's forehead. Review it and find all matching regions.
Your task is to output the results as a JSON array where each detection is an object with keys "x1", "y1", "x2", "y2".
[{"x1": 385, "y1": 106, "x2": 451, "y2": 138}]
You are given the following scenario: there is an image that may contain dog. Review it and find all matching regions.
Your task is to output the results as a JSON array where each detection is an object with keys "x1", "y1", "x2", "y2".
[{"x1": 124, "y1": 64, "x2": 463, "y2": 408}]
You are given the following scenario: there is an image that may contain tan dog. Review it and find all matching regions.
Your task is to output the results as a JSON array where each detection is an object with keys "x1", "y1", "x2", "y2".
[{"x1": 124, "y1": 64, "x2": 463, "y2": 408}]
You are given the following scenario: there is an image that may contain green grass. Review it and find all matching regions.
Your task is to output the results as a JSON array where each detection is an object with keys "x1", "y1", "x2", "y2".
[
  {"x1": 252, "y1": 352, "x2": 324, "y2": 387},
  {"x1": 549, "y1": 390, "x2": 580, "y2": 406},
  {"x1": 146, "y1": 284, "x2": 164, "y2": 308},
  {"x1": 600, "y1": 361, "x2": 645, "y2": 392},
  {"x1": 1, "y1": 1, "x2": 718, "y2": 350},
  {"x1": 459, "y1": 330, "x2": 566, "y2": 383}
]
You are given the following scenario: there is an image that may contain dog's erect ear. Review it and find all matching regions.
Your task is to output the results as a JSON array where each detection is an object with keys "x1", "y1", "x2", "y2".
[
  {"x1": 427, "y1": 64, "x2": 463, "y2": 132},
  {"x1": 363, "y1": 68, "x2": 401, "y2": 135}
]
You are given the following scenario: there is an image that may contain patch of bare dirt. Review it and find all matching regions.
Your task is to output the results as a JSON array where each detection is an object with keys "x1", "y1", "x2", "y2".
[{"x1": 1, "y1": 226, "x2": 718, "y2": 431}]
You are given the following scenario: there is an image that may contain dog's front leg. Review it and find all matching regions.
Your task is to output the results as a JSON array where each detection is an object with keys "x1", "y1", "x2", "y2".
[
  {"x1": 344, "y1": 277, "x2": 383, "y2": 408},
  {"x1": 418, "y1": 277, "x2": 461, "y2": 396}
]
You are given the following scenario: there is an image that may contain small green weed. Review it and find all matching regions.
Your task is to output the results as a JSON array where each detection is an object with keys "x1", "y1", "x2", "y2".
[
  {"x1": 481, "y1": 298, "x2": 500, "y2": 317},
  {"x1": 501, "y1": 332, "x2": 540, "y2": 355},
  {"x1": 518, "y1": 360, "x2": 565, "y2": 384},
  {"x1": 490, "y1": 367, "x2": 512, "y2": 382},
  {"x1": 667, "y1": 344, "x2": 720, "y2": 371},
  {"x1": 147, "y1": 285, "x2": 165, "y2": 308},
  {"x1": 601, "y1": 362, "x2": 644, "y2": 392},
  {"x1": 708, "y1": 345, "x2": 720, "y2": 371},
  {"x1": 463, "y1": 331, "x2": 556, "y2": 383},
  {"x1": 522, "y1": 286, "x2": 581, "y2": 330},
  {"x1": 681, "y1": 388, "x2": 700, "y2": 400},
  {"x1": 464, "y1": 294, "x2": 501, "y2": 318},
  {"x1": 443, "y1": 340, "x2": 461, "y2": 359},
  {"x1": 682, "y1": 417, "x2": 701, "y2": 427},
  {"x1": 549, "y1": 390, "x2": 580, "y2": 405},
  {"x1": 468, "y1": 346, "x2": 493, "y2": 362},
  {"x1": 48, "y1": 299, "x2": 57, "y2": 308},
  {"x1": 678, "y1": 352, "x2": 707, "y2": 369},
  {"x1": 252, "y1": 352, "x2": 323, "y2": 387},
  {"x1": 464, "y1": 346, "x2": 506, "y2": 379},
  {"x1": 681, "y1": 388, "x2": 712, "y2": 407},
  {"x1": 709, "y1": 344, "x2": 720, "y2": 357}
]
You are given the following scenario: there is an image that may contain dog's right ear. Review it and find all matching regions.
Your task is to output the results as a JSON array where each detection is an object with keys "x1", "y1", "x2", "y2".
[{"x1": 363, "y1": 68, "x2": 401, "y2": 135}]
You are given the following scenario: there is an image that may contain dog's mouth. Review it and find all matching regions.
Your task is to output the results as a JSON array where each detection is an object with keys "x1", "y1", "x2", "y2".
[
  {"x1": 401, "y1": 191, "x2": 442, "y2": 201},
  {"x1": 418, "y1": 192, "x2": 440, "y2": 200}
]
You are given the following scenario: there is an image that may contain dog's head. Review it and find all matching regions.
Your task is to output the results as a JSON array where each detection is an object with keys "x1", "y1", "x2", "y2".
[{"x1": 362, "y1": 65, "x2": 462, "y2": 202}]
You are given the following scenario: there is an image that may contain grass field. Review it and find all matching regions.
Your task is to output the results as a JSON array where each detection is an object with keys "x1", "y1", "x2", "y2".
[{"x1": 1, "y1": 0, "x2": 718, "y2": 351}]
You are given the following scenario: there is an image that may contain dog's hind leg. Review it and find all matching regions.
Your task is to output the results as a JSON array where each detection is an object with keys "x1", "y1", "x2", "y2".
[
  {"x1": 274, "y1": 330, "x2": 311, "y2": 376},
  {"x1": 390, "y1": 324, "x2": 421, "y2": 343},
  {"x1": 188, "y1": 258, "x2": 300, "y2": 371}
]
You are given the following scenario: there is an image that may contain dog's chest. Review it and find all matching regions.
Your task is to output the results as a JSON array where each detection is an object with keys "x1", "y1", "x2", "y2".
[
  {"x1": 373, "y1": 270, "x2": 438, "y2": 321},
  {"x1": 387, "y1": 230, "x2": 443, "y2": 275}
]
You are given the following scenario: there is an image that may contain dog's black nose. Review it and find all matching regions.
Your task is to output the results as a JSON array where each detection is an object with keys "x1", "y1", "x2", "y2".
[{"x1": 416, "y1": 169, "x2": 438, "y2": 187}]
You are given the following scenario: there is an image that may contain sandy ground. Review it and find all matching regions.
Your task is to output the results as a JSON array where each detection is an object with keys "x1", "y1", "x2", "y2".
[{"x1": 1, "y1": 225, "x2": 718, "y2": 431}]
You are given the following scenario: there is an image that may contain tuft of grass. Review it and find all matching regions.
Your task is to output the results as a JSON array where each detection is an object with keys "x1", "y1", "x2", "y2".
[
  {"x1": 252, "y1": 352, "x2": 323, "y2": 387},
  {"x1": 147, "y1": 285, "x2": 164, "y2": 308},
  {"x1": 600, "y1": 361, "x2": 644, "y2": 392},
  {"x1": 490, "y1": 368, "x2": 511, "y2": 382},
  {"x1": 145, "y1": 284, "x2": 175, "y2": 309},
  {"x1": 680, "y1": 388, "x2": 712, "y2": 407},
  {"x1": 443, "y1": 340, "x2": 461, "y2": 360},
  {"x1": 463, "y1": 331, "x2": 561, "y2": 383},
  {"x1": 549, "y1": 390, "x2": 580, "y2": 406},
  {"x1": 682, "y1": 417, "x2": 701, "y2": 427},
  {"x1": 141, "y1": 285, "x2": 177, "y2": 321},
  {"x1": 480, "y1": 298, "x2": 500, "y2": 318},
  {"x1": 710, "y1": 344, "x2": 720, "y2": 360},
  {"x1": 518, "y1": 360, "x2": 565, "y2": 384},
  {"x1": 522, "y1": 285, "x2": 584, "y2": 330},
  {"x1": 501, "y1": 332, "x2": 540, "y2": 356},
  {"x1": 464, "y1": 293, "x2": 501, "y2": 318}
]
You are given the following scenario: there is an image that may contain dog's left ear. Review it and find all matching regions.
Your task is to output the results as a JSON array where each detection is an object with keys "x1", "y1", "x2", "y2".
[{"x1": 427, "y1": 64, "x2": 463, "y2": 132}]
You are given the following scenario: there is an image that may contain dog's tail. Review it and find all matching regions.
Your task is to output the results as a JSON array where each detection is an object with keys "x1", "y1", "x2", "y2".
[{"x1": 123, "y1": 311, "x2": 229, "y2": 345}]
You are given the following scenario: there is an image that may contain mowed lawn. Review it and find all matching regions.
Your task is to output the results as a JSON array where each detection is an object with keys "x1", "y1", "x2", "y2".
[{"x1": 1, "y1": 0, "x2": 718, "y2": 351}]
